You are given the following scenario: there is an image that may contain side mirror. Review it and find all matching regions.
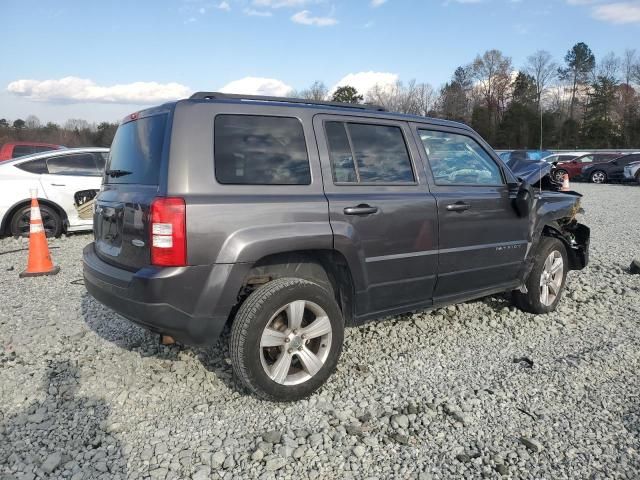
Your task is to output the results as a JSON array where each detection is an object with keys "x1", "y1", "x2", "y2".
[
  {"x1": 514, "y1": 181, "x2": 533, "y2": 217},
  {"x1": 571, "y1": 160, "x2": 578, "y2": 164}
]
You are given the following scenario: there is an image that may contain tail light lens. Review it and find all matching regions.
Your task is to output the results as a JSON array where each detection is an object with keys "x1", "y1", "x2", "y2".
[{"x1": 150, "y1": 197, "x2": 186, "y2": 267}]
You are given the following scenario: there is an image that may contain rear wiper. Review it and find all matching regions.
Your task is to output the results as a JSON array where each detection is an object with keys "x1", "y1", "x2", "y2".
[{"x1": 105, "y1": 169, "x2": 133, "y2": 178}]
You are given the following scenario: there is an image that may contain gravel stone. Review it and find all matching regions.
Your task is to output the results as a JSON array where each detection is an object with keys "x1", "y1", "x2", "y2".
[
  {"x1": 265, "y1": 457, "x2": 286, "y2": 471},
  {"x1": 1, "y1": 184, "x2": 639, "y2": 479}
]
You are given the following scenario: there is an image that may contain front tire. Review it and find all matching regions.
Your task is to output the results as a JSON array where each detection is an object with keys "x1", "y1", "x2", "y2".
[
  {"x1": 512, "y1": 237, "x2": 568, "y2": 314},
  {"x1": 10, "y1": 204, "x2": 63, "y2": 238},
  {"x1": 554, "y1": 169, "x2": 568, "y2": 183},
  {"x1": 590, "y1": 170, "x2": 607, "y2": 184},
  {"x1": 230, "y1": 278, "x2": 344, "y2": 402}
]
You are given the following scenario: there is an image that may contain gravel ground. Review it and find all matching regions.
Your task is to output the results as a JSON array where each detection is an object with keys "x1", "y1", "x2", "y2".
[{"x1": 1, "y1": 183, "x2": 639, "y2": 480}]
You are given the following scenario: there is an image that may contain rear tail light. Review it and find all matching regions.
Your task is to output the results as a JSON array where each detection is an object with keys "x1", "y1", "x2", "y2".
[{"x1": 150, "y1": 197, "x2": 186, "y2": 267}]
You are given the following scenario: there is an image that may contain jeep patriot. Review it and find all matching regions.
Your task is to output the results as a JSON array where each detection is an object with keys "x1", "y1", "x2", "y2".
[{"x1": 83, "y1": 92, "x2": 590, "y2": 401}]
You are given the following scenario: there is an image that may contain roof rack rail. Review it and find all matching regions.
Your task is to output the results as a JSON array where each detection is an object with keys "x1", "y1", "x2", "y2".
[{"x1": 189, "y1": 92, "x2": 387, "y2": 112}]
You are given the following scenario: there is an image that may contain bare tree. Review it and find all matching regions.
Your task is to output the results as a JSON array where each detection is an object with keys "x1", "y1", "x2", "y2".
[
  {"x1": 298, "y1": 81, "x2": 328, "y2": 101},
  {"x1": 597, "y1": 52, "x2": 620, "y2": 81},
  {"x1": 525, "y1": 50, "x2": 557, "y2": 149},
  {"x1": 25, "y1": 115, "x2": 41, "y2": 130},
  {"x1": 472, "y1": 49, "x2": 513, "y2": 137},
  {"x1": 366, "y1": 80, "x2": 435, "y2": 116}
]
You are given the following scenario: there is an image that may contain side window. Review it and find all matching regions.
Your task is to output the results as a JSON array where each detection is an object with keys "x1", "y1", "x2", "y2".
[
  {"x1": 47, "y1": 153, "x2": 102, "y2": 176},
  {"x1": 95, "y1": 152, "x2": 107, "y2": 172},
  {"x1": 325, "y1": 122, "x2": 357, "y2": 183},
  {"x1": 581, "y1": 155, "x2": 594, "y2": 163},
  {"x1": 214, "y1": 115, "x2": 311, "y2": 185},
  {"x1": 324, "y1": 121, "x2": 415, "y2": 184},
  {"x1": 33, "y1": 146, "x2": 56, "y2": 154},
  {"x1": 419, "y1": 130, "x2": 503, "y2": 186},
  {"x1": 12, "y1": 145, "x2": 33, "y2": 158},
  {"x1": 15, "y1": 158, "x2": 48, "y2": 174}
]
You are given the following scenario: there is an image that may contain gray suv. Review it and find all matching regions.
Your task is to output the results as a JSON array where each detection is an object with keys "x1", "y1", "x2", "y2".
[{"x1": 83, "y1": 93, "x2": 590, "y2": 401}]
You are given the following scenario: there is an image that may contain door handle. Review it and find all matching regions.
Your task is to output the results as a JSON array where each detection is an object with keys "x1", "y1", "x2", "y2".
[
  {"x1": 49, "y1": 183, "x2": 66, "y2": 186},
  {"x1": 446, "y1": 202, "x2": 471, "y2": 212},
  {"x1": 344, "y1": 205, "x2": 379, "y2": 216}
]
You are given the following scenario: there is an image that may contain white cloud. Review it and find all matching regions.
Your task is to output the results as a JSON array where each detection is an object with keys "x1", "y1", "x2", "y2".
[
  {"x1": 371, "y1": 0, "x2": 387, "y2": 7},
  {"x1": 330, "y1": 71, "x2": 399, "y2": 97},
  {"x1": 592, "y1": 2, "x2": 640, "y2": 23},
  {"x1": 7, "y1": 77, "x2": 192, "y2": 104},
  {"x1": 291, "y1": 10, "x2": 337, "y2": 26},
  {"x1": 244, "y1": 8, "x2": 273, "y2": 16},
  {"x1": 253, "y1": 0, "x2": 311, "y2": 7},
  {"x1": 567, "y1": 0, "x2": 640, "y2": 24},
  {"x1": 219, "y1": 77, "x2": 293, "y2": 96},
  {"x1": 217, "y1": 1, "x2": 231, "y2": 10}
]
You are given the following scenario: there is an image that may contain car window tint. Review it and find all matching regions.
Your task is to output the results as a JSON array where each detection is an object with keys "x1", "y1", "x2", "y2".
[
  {"x1": 559, "y1": 155, "x2": 575, "y2": 161},
  {"x1": 32, "y1": 146, "x2": 56, "y2": 154},
  {"x1": 346, "y1": 123, "x2": 414, "y2": 183},
  {"x1": 419, "y1": 130, "x2": 503, "y2": 186},
  {"x1": 325, "y1": 122, "x2": 357, "y2": 183},
  {"x1": 215, "y1": 115, "x2": 310, "y2": 185},
  {"x1": 47, "y1": 153, "x2": 102, "y2": 176},
  {"x1": 15, "y1": 158, "x2": 48, "y2": 174},
  {"x1": 619, "y1": 155, "x2": 640, "y2": 165},
  {"x1": 12, "y1": 145, "x2": 33, "y2": 158},
  {"x1": 95, "y1": 152, "x2": 107, "y2": 172},
  {"x1": 107, "y1": 114, "x2": 167, "y2": 185}
]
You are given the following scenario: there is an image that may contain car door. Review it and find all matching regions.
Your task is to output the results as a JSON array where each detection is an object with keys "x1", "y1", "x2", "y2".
[
  {"x1": 313, "y1": 115, "x2": 438, "y2": 318},
  {"x1": 411, "y1": 125, "x2": 529, "y2": 303},
  {"x1": 40, "y1": 152, "x2": 104, "y2": 228},
  {"x1": 609, "y1": 154, "x2": 640, "y2": 181}
]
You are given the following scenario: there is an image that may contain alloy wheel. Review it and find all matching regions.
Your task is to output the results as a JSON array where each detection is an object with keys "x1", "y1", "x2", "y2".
[
  {"x1": 591, "y1": 171, "x2": 606, "y2": 184},
  {"x1": 540, "y1": 250, "x2": 564, "y2": 306},
  {"x1": 259, "y1": 300, "x2": 332, "y2": 386}
]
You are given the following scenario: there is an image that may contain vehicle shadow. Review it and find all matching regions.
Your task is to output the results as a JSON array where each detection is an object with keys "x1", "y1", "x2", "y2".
[
  {"x1": 0, "y1": 360, "x2": 127, "y2": 478},
  {"x1": 80, "y1": 292, "x2": 238, "y2": 392}
]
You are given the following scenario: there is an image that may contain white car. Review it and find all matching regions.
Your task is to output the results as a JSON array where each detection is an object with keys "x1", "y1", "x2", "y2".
[
  {"x1": 0, "y1": 148, "x2": 108, "y2": 237},
  {"x1": 624, "y1": 160, "x2": 640, "y2": 184}
]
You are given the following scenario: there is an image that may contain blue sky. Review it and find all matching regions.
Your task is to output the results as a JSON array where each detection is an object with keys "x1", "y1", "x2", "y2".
[{"x1": 2, "y1": 0, "x2": 640, "y2": 123}]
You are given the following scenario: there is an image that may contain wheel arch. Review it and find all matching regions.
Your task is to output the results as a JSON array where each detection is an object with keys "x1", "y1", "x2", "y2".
[
  {"x1": 541, "y1": 222, "x2": 587, "y2": 271},
  {"x1": 235, "y1": 250, "x2": 356, "y2": 327},
  {"x1": 1, "y1": 197, "x2": 68, "y2": 236}
]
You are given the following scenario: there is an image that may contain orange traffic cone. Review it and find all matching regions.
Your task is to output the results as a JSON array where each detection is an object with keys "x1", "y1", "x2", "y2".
[
  {"x1": 20, "y1": 191, "x2": 60, "y2": 278},
  {"x1": 561, "y1": 173, "x2": 570, "y2": 192}
]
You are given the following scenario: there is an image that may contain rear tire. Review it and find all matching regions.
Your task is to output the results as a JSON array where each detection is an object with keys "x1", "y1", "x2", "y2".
[
  {"x1": 554, "y1": 169, "x2": 568, "y2": 183},
  {"x1": 10, "y1": 204, "x2": 62, "y2": 238},
  {"x1": 230, "y1": 277, "x2": 344, "y2": 402},
  {"x1": 512, "y1": 237, "x2": 568, "y2": 314},
  {"x1": 590, "y1": 170, "x2": 607, "y2": 184}
]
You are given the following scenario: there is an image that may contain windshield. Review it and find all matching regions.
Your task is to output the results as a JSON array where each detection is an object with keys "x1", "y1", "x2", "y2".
[{"x1": 105, "y1": 114, "x2": 167, "y2": 184}]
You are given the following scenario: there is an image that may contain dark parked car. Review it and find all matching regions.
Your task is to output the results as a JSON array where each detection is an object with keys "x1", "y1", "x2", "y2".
[
  {"x1": 83, "y1": 93, "x2": 590, "y2": 401},
  {"x1": 580, "y1": 153, "x2": 640, "y2": 184},
  {"x1": 553, "y1": 153, "x2": 622, "y2": 182}
]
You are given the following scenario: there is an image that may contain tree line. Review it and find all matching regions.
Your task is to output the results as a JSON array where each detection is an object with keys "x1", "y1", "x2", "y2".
[
  {"x1": 0, "y1": 116, "x2": 118, "y2": 148},
  {"x1": 304, "y1": 42, "x2": 640, "y2": 150},
  {"x1": 2, "y1": 42, "x2": 639, "y2": 150}
]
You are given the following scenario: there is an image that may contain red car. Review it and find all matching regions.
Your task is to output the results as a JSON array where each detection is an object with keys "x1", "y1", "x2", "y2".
[
  {"x1": 0, "y1": 142, "x2": 65, "y2": 161},
  {"x1": 553, "y1": 153, "x2": 621, "y2": 182}
]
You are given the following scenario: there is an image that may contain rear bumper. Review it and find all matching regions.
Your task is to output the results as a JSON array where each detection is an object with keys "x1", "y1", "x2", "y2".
[{"x1": 83, "y1": 243, "x2": 249, "y2": 345}]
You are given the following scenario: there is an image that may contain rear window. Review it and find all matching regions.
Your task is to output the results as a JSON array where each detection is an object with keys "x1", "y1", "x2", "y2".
[
  {"x1": 12, "y1": 145, "x2": 34, "y2": 158},
  {"x1": 106, "y1": 114, "x2": 167, "y2": 184},
  {"x1": 214, "y1": 115, "x2": 311, "y2": 185}
]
